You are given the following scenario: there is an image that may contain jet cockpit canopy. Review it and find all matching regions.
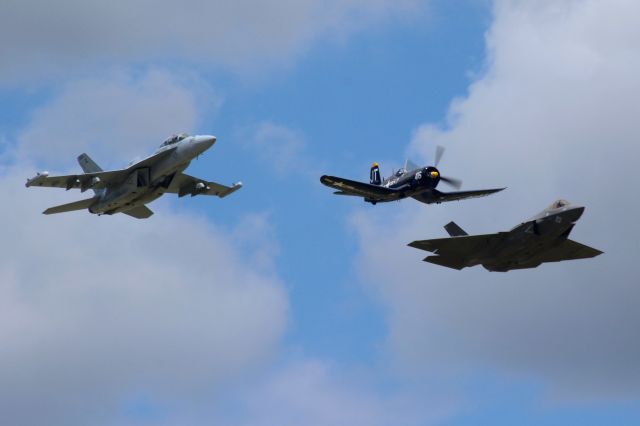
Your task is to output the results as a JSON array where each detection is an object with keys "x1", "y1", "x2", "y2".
[
  {"x1": 549, "y1": 199, "x2": 570, "y2": 210},
  {"x1": 161, "y1": 133, "x2": 189, "y2": 147}
]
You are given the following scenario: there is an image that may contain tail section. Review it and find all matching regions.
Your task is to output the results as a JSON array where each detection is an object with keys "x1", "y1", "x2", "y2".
[
  {"x1": 77, "y1": 153, "x2": 104, "y2": 195},
  {"x1": 43, "y1": 197, "x2": 96, "y2": 215},
  {"x1": 370, "y1": 163, "x2": 381, "y2": 185},
  {"x1": 444, "y1": 221, "x2": 468, "y2": 237},
  {"x1": 77, "y1": 153, "x2": 103, "y2": 173}
]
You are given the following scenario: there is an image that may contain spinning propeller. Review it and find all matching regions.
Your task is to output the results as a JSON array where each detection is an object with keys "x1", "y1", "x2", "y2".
[{"x1": 433, "y1": 146, "x2": 463, "y2": 190}]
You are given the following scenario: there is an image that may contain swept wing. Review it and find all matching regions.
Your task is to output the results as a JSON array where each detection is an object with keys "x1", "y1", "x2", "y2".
[
  {"x1": 165, "y1": 173, "x2": 242, "y2": 198},
  {"x1": 536, "y1": 239, "x2": 603, "y2": 263},
  {"x1": 409, "y1": 233, "x2": 505, "y2": 257},
  {"x1": 409, "y1": 233, "x2": 507, "y2": 270},
  {"x1": 26, "y1": 147, "x2": 178, "y2": 191}
]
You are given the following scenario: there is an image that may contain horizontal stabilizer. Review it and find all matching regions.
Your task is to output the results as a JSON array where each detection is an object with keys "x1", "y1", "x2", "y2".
[
  {"x1": 424, "y1": 255, "x2": 467, "y2": 270},
  {"x1": 43, "y1": 197, "x2": 96, "y2": 215},
  {"x1": 444, "y1": 221, "x2": 468, "y2": 237},
  {"x1": 122, "y1": 205, "x2": 154, "y2": 219}
]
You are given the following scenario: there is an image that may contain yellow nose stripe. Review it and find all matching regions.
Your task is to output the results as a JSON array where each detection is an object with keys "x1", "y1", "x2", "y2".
[{"x1": 430, "y1": 171, "x2": 439, "y2": 178}]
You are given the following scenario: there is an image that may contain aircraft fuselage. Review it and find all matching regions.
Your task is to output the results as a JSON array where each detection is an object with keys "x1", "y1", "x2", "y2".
[{"x1": 89, "y1": 135, "x2": 215, "y2": 215}]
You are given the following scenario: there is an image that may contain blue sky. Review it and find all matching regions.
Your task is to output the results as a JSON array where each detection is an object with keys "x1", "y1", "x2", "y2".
[{"x1": 1, "y1": 1, "x2": 639, "y2": 425}]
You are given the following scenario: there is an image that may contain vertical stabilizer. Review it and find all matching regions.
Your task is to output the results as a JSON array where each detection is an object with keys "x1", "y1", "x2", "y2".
[
  {"x1": 370, "y1": 163, "x2": 381, "y2": 185},
  {"x1": 444, "y1": 221, "x2": 468, "y2": 237},
  {"x1": 77, "y1": 153, "x2": 104, "y2": 195},
  {"x1": 77, "y1": 153, "x2": 103, "y2": 173}
]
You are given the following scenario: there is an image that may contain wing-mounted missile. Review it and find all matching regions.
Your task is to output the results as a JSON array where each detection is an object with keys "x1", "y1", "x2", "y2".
[{"x1": 25, "y1": 171, "x2": 49, "y2": 187}]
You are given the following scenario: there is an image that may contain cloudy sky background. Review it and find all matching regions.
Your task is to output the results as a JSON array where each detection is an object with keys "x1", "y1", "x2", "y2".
[{"x1": 1, "y1": 0, "x2": 639, "y2": 424}]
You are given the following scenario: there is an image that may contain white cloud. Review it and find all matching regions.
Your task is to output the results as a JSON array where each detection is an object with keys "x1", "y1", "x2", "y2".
[
  {"x1": 244, "y1": 122, "x2": 311, "y2": 177},
  {"x1": 0, "y1": 0, "x2": 423, "y2": 83},
  {"x1": 0, "y1": 163, "x2": 288, "y2": 426},
  {"x1": 0, "y1": 70, "x2": 287, "y2": 425},
  {"x1": 211, "y1": 359, "x2": 456, "y2": 426},
  {"x1": 16, "y1": 70, "x2": 213, "y2": 168},
  {"x1": 352, "y1": 0, "x2": 640, "y2": 400}
]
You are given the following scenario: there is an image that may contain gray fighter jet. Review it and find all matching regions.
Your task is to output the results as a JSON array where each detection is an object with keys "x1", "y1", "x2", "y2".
[
  {"x1": 26, "y1": 133, "x2": 242, "y2": 218},
  {"x1": 409, "y1": 200, "x2": 602, "y2": 272}
]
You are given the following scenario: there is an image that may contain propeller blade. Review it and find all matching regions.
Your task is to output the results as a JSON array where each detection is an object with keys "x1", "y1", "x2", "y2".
[
  {"x1": 440, "y1": 175, "x2": 463, "y2": 190},
  {"x1": 435, "y1": 145, "x2": 445, "y2": 167}
]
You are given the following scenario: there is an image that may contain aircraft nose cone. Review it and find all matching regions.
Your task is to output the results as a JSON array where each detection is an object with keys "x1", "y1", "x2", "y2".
[
  {"x1": 568, "y1": 206, "x2": 585, "y2": 222},
  {"x1": 201, "y1": 135, "x2": 216, "y2": 148}
]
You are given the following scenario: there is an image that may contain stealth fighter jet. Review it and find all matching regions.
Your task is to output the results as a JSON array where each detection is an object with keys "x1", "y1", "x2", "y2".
[
  {"x1": 26, "y1": 133, "x2": 242, "y2": 218},
  {"x1": 409, "y1": 200, "x2": 602, "y2": 272},
  {"x1": 320, "y1": 146, "x2": 504, "y2": 205}
]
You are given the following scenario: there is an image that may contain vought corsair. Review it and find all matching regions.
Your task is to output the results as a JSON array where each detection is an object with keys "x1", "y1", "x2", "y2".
[{"x1": 320, "y1": 146, "x2": 504, "y2": 206}]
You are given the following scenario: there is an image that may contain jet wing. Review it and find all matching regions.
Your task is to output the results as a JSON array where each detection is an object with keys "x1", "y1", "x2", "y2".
[
  {"x1": 166, "y1": 173, "x2": 242, "y2": 198},
  {"x1": 536, "y1": 239, "x2": 603, "y2": 263},
  {"x1": 26, "y1": 170, "x2": 128, "y2": 191},
  {"x1": 409, "y1": 233, "x2": 507, "y2": 270},
  {"x1": 320, "y1": 175, "x2": 401, "y2": 201},
  {"x1": 26, "y1": 147, "x2": 179, "y2": 191},
  {"x1": 409, "y1": 233, "x2": 505, "y2": 257},
  {"x1": 413, "y1": 188, "x2": 505, "y2": 204}
]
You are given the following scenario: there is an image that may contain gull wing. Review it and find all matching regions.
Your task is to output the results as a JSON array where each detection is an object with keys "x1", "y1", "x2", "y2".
[
  {"x1": 166, "y1": 173, "x2": 242, "y2": 198},
  {"x1": 413, "y1": 188, "x2": 505, "y2": 204},
  {"x1": 320, "y1": 175, "x2": 401, "y2": 201}
]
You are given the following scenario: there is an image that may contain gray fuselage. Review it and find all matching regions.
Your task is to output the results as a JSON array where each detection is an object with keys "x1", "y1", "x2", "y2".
[{"x1": 89, "y1": 135, "x2": 215, "y2": 215}]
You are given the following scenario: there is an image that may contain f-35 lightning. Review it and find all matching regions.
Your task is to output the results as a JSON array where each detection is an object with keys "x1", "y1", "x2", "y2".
[
  {"x1": 26, "y1": 133, "x2": 242, "y2": 219},
  {"x1": 409, "y1": 200, "x2": 602, "y2": 272},
  {"x1": 320, "y1": 146, "x2": 504, "y2": 205}
]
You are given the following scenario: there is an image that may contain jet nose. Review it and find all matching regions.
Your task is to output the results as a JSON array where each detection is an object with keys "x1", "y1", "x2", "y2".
[
  {"x1": 200, "y1": 135, "x2": 216, "y2": 148},
  {"x1": 193, "y1": 135, "x2": 216, "y2": 153},
  {"x1": 569, "y1": 206, "x2": 585, "y2": 222}
]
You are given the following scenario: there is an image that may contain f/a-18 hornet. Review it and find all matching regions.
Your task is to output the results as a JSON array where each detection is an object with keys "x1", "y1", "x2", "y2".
[
  {"x1": 26, "y1": 133, "x2": 242, "y2": 219},
  {"x1": 409, "y1": 200, "x2": 602, "y2": 272},
  {"x1": 320, "y1": 146, "x2": 504, "y2": 205}
]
